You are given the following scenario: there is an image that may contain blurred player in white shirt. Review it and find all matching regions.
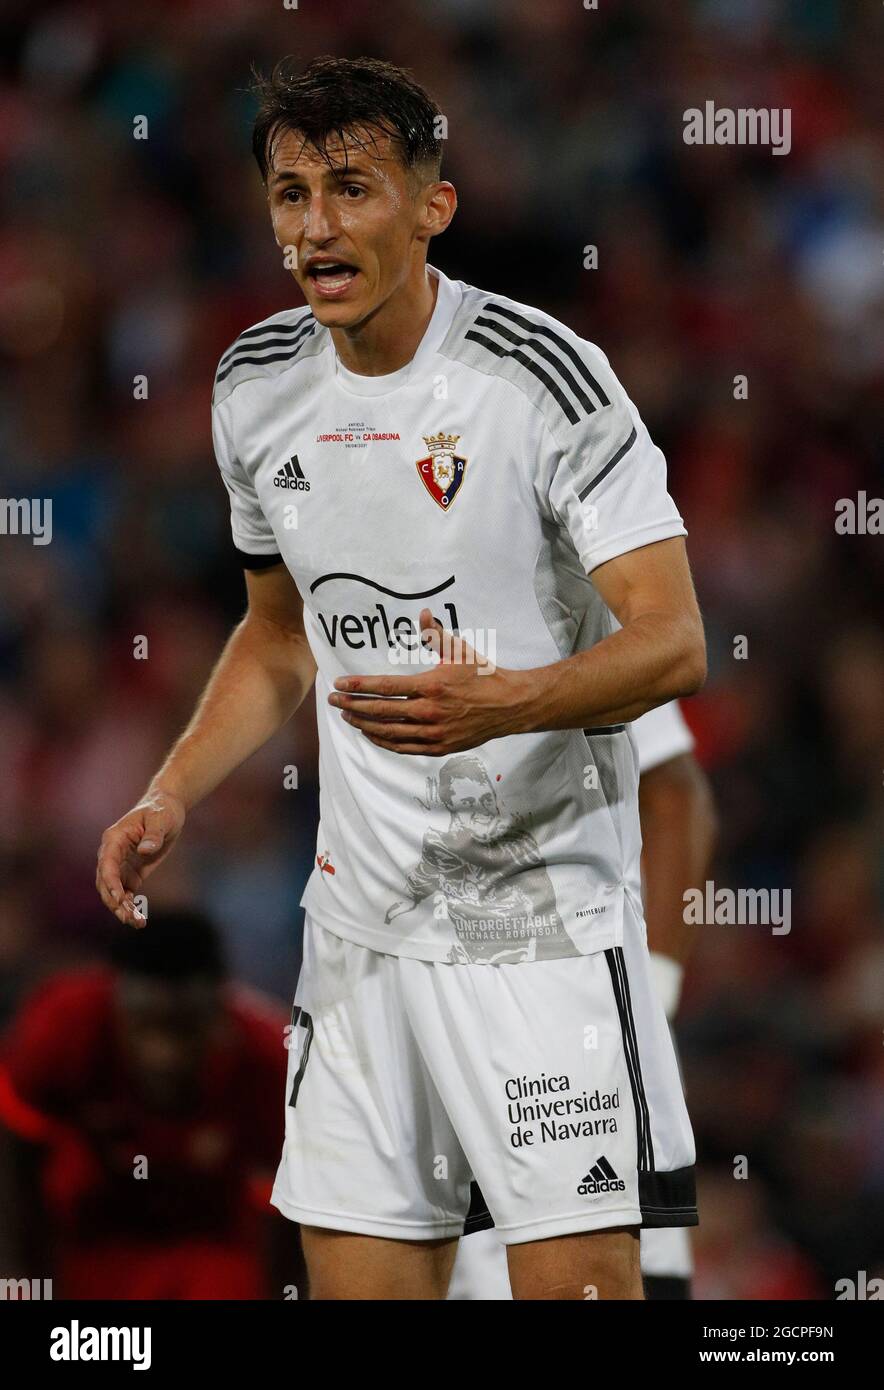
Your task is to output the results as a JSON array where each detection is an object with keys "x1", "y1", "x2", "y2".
[{"x1": 448, "y1": 700, "x2": 717, "y2": 1299}]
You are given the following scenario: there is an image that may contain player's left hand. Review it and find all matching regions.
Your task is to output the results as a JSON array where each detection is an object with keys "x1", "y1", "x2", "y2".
[{"x1": 328, "y1": 609, "x2": 530, "y2": 755}]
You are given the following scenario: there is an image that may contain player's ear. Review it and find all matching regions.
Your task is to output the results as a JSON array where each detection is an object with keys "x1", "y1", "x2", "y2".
[{"x1": 422, "y1": 181, "x2": 457, "y2": 238}]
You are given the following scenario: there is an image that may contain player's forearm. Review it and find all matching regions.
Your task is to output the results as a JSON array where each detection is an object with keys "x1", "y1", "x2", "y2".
[
  {"x1": 509, "y1": 611, "x2": 706, "y2": 734},
  {"x1": 146, "y1": 614, "x2": 316, "y2": 811},
  {"x1": 639, "y1": 755, "x2": 719, "y2": 968}
]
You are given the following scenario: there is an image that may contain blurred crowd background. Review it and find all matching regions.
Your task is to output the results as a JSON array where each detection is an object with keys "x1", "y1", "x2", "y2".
[{"x1": 0, "y1": 0, "x2": 882, "y2": 1299}]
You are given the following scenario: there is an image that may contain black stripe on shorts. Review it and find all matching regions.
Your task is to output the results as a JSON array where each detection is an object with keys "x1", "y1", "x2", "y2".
[{"x1": 605, "y1": 946, "x2": 654, "y2": 1172}]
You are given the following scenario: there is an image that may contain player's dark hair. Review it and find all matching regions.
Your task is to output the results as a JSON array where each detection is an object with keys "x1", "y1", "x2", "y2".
[
  {"x1": 109, "y1": 907, "x2": 227, "y2": 983},
  {"x1": 251, "y1": 55, "x2": 443, "y2": 186}
]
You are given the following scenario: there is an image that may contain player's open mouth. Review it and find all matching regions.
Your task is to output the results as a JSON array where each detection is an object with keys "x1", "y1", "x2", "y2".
[{"x1": 307, "y1": 262, "x2": 360, "y2": 298}]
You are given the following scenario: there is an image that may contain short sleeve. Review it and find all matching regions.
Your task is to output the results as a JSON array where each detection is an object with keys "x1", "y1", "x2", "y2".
[
  {"x1": 539, "y1": 346, "x2": 686, "y2": 574},
  {"x1": 212, "y1": 396, "x2": 282, "y2": 569},
  {"x1": 632, "y1": 701, "x2": 695, "y2": 774}
]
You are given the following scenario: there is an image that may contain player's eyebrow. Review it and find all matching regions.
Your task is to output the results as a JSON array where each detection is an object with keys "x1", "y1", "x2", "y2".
[{"x1": 269, "y1": 162, "x2": 377, "y2": 187}]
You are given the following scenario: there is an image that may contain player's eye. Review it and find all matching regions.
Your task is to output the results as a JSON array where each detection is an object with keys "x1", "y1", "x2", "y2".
[
  {"x1": 342, "y1": 184, "x2": 365, "y2": 199},
  {"x1": 282, "y1": 188, "x2": 304, "y2": 203}
]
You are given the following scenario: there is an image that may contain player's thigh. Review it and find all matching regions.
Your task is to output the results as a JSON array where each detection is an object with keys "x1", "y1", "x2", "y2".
[
  {"x1": 506, "y1": 1226, "x2": 642, "y2": 1301},
  {"x1": 301, "y1": 1226, "x2": 459, "y2": 1300}
]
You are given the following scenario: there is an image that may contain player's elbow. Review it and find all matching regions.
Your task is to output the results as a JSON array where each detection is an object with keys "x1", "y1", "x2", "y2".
[
  {"x1": 677, "y1": 652, "x2": 707, "y2": 699},
  {"x1": 672, "y1": 621, "x2": 707, "y2": 698}
]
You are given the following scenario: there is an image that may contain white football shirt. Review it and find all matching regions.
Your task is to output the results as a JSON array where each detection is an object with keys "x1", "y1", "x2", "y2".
[
  {"x1": 212, "y1": 266, "x2": 687, "y2": 964},
  {"x1": 631, "y1": 701, "x2": 695, "y2": 775}
]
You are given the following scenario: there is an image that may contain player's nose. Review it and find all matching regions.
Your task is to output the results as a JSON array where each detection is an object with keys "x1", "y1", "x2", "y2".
[{"x1": 303, "y1": 193, "x2": 341, "y2": 245}]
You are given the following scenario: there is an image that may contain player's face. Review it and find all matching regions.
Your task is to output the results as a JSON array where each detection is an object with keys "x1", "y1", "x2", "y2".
[
  {"x1": 266, "y1": 127, "x2": 431, "y2": 328},
  {"x1": 116, "y1": 977, "x2": 221, "y2": 1109}
]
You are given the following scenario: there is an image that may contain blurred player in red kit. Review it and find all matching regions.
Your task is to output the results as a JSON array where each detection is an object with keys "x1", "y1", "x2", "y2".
[{"x1": 0, "y1": 908, "x2": 293, "y2": 1299}]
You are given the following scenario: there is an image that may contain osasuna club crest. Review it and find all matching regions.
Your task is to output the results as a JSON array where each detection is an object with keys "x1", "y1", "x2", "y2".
[{"x1": 416, "y1": 432, "x2": 467, "y2": 510}]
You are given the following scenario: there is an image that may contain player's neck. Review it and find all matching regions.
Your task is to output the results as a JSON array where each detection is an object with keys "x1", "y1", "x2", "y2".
[{"x1": 330, "y1": 266, "x2": 438, "y2": 377}]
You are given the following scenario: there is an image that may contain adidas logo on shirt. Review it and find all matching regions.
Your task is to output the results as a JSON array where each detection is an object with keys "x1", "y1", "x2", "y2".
[
  {"x1": 577, "y1": 1155, "x2": 626, "y2": 1196},
  {"x1": 274, "y1": 456, "x2": 311, "y2": 491}
]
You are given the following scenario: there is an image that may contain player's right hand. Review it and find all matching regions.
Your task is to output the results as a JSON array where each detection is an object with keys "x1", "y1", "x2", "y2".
[{"x1": 95, "y1": 788, "x2": 186, "y2": 927}]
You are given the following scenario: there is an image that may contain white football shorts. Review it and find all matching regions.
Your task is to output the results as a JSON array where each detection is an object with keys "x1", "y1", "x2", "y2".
[{"x1": 271, "y1": 898, "x2": 697, "y2": 1246}]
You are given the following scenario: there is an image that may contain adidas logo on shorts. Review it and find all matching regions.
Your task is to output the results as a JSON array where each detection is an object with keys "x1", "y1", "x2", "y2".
[
  {"x1": 274, "y1": 456, "x2": 311, "y2": 490},
  {"x1": 577, "y1": 1155, "x2": 626, "y2": 1196}
]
